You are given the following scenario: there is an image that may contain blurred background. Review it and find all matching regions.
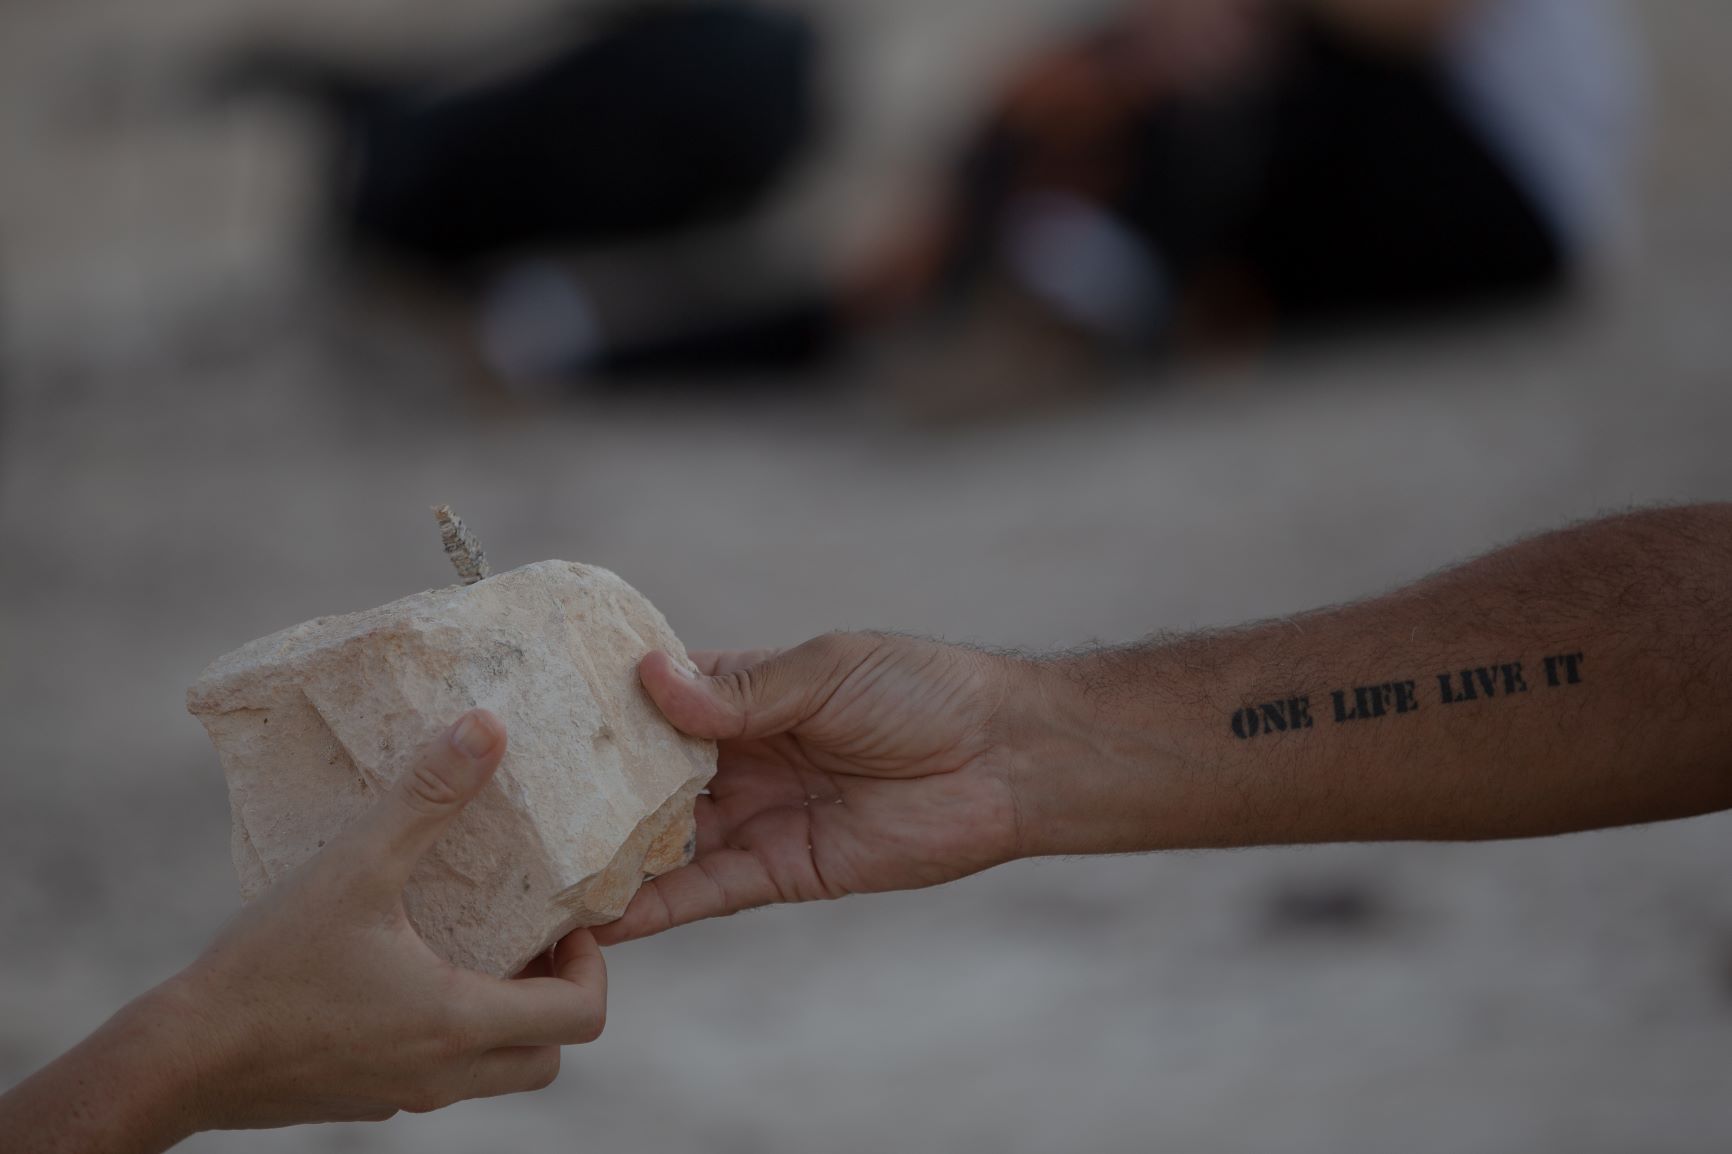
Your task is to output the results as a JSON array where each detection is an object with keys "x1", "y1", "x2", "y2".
[{"x1": 3, "y1": 0, "x2": 1731, "y2": 1150}]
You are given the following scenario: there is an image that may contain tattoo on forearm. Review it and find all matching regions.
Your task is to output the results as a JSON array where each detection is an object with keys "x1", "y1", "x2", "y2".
[{"x1": 1229, "y1": 652, "x2": 1586, "y2": 740}]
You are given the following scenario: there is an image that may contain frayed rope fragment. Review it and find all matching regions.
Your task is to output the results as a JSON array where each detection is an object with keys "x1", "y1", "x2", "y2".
[{"x1": 434, "y1": 505, "x2": 491, "y2": 585}]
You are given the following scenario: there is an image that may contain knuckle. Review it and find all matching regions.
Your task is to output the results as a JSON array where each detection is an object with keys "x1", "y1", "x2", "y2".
[
  {"x1": 713, "y1": 665, "x2": 756, "y2": 705},
  {"x1": 425, "y1": 1006, "x2": 478, "y2": 1063},
  {"x1": 803, "y1": 631, "x2": 859, "y2": 666},
  {"x1": 399, "y1": 758, "x2": 463, "y2": 814},
  {"x1": 431, "y1": 1023, "x2": 474, "y2": 1064},
  {"x1": 401, "y1": 1089, "x2": 451, "y2": 1115},
  {"x1": 577, "y1": 1003, "x2": 607, "y2": 1044},
  {"x1": 527, "y1": 1050, "x2": 562, "y2": 1091},
  {"x1": 709, "y1": 669, "x2": 762, "y2": 738},
  {"x1": 813, "y1": 631, "x2": 885, "y2": 683}
]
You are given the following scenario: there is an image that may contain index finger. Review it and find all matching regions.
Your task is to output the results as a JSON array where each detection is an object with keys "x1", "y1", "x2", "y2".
[
  {"x1": 593, "y1": 849, "x2": 781, "y2": 946},
  {"x1": 465, "y1": 931, "x2": 608, "y2": 1047}
]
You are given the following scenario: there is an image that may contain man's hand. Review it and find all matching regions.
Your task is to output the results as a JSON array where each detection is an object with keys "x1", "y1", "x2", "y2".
[
  {"x1": 1, "y1": 710, "x2": 607, "y2": 1153},
  {"x1": 597, "y1": 635, "x2": 1024, "y2": 944}
]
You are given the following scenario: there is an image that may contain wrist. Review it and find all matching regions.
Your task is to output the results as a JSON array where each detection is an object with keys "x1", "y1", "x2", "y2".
[
  {"x1": 13, "y1": 982, "x2": 218, "y2": 1154},
  {"x1": 1002, "y1": 645, "x2": 1205, "y2": 858},
  {"x1": 110, "y1": 975, "x2": 232, "y2": 1143}
]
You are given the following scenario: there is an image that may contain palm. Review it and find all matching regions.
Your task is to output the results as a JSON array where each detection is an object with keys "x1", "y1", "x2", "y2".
[
  {"x1": 598, "y1": 637, "x2": 1019, "y2": 943},
  {"x1": 700, "y1": 731, "x2": 1006, "y2": 898}
]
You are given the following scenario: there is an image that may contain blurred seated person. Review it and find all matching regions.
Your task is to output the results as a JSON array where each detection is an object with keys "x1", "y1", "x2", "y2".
[
  {"x1": 859, "y1": 0, "x2": 1637, "y2": 338},
  {"x1": 224, "y1": 0, "x2": 1635, "y2": 402},
  {"x1": 812, "y1": 0, "x2": 1640, "y2": 412}
]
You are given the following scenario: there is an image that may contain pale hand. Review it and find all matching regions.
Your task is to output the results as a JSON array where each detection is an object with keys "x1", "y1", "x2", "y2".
[
  {"x1": 166, "y1": 710, "x2": 607, "y2": 1129},
  {"x1": 0, "y1": 711, "x2": 608, "y2": 1153}
]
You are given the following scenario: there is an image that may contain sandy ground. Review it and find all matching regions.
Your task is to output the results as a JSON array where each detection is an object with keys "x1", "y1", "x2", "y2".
[{"x1": 3, "y1": 1, "x2": 1732, "y2": 1151}]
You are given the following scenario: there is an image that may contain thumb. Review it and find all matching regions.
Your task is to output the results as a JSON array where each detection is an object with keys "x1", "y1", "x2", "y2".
[
  {"x1": 348, "y1": 709, "x2": 508, "y2": 891},
  {"x1": 639, "y1": 636, "x2": 862, "y2": 742}
]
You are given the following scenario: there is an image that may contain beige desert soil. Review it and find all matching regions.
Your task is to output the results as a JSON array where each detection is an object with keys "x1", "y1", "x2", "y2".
[{"x1": 2, "y1": 2, "x2": 1731, "y2": 1152}]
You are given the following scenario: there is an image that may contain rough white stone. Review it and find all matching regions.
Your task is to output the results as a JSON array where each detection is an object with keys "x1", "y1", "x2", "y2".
[{"x1": 187, "y1": 561, "x2": 716, "y2": 977}]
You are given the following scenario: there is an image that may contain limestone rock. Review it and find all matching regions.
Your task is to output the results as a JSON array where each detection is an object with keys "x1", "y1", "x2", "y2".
[{"x1": 187, "y1": 561, "x2": 716, "y2": 977}]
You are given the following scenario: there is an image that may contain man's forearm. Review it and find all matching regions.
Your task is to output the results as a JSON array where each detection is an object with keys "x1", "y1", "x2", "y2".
[{"x1": 1010, "y1": 505, "x2": 1732, "y2": 855}]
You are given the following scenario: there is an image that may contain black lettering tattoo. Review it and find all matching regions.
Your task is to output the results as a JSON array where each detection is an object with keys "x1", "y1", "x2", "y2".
[
  {"x1": 1439, "y1": 663, "x2": 1532, "y2": 706},
  {"x1": 1331, "y1": 690, "x2": 1352, "y2": 723},
  {"x1": 1231, "y1": 653, "x2": 1583, "y2": 739},
  {"x1": 1437, "y1": 671, "x2": 1475, "y2": 705},
  {"x1": 1333, "y1": 680, "x2": 1421, "y2": 726},
  {"x1": 1231, "y1": 697, "x2": 1316, "y2": 741},
  {"x1": 1543, "y1": 652, "x2": 1585, "y2": 687}
]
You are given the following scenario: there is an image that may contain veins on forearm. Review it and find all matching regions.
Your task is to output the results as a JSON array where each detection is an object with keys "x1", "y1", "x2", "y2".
[{"x1": 1227, "y1": 651, "x2": 1586, "y2": 741}]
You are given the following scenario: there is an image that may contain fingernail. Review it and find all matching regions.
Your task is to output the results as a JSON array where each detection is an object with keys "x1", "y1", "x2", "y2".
[
  {"x1": 451, "y1": 712, "x2": 498, "y2": 759},
  {"x1": 671, "y1": 658, "x2": 697, "y2": 679}
]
